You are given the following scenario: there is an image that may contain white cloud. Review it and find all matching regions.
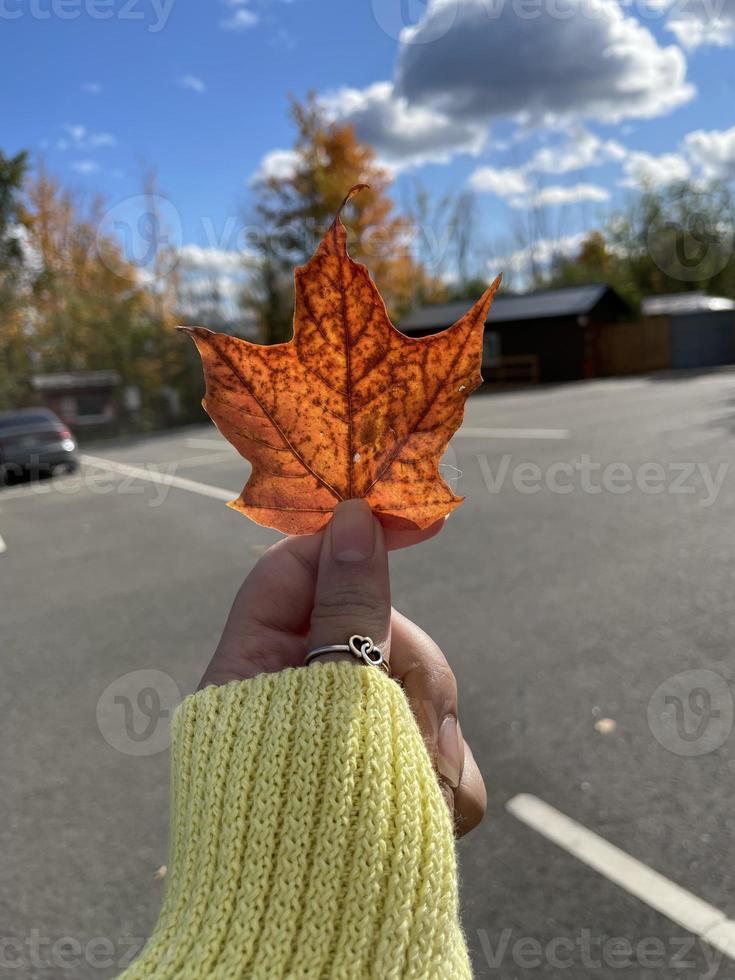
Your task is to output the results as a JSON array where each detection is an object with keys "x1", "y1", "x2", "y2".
[
  {"x1": 321, "y1": 81, "x2": 487, "y2": 171},
  {"x1": 528, "y1": 130, "x2": 627, "y2": 174},
  {"x1": 58, "y1": 125, "x2": 116, "y2": 150},
  {"x1": 607, "y1": 124, "x2": 735, "y2": 189},
  {"x1": 396, "y1": 0, "x2": 693, "y2": 125},
  {"x1": 66, "y1": 124, "x2": 86, "y2": 143},
  {"x1": 293, "y1": 0, "x2": 692, "y2": 175},
  {"x1": 664, "y1": 0, "x2": 735, "y2": 48},
  {"x1": 179, "y1": 74, "x2": 206, "y2": 94},
  {"x1": 469, "y1": 165, "x2": 529, "y2": 196},
  {"x1": 472, "y1": 121, "x2": 735, "y2": 205},
  {"x1": 70, "y1": 160, "x2": 99, "y2": 175},
  {"x1": 176, "y1": 244, "x2": 251, "y2": 320},
  {"x1": 470, "y1": 165, "x2": 609, "y2": 208},
  {"x1": 220, "y1": 6, "x2": 258, "y2": 29},
  {"x1": 494, "y1": 232, "x2": 589, "y2": 274},
  {"x1": 88, "y1": 132, "x2": 116, "y2": 147},
  {"x1": 180, "y1": 276, "x2": 244, "y2": 303},
  {"x1": 218, "y1": 0, "x2": 296, "y2": 31},
  {"x1": 524, "y1": 184, "x2": 610, "y2": 208},
  {"x1": 178, "y1": 245, "x2": 247, "y2": 272},
  {"x1": 621, "y1": 150, "x2": 691, "y2": 187},
  {"x1": 684, "y1": 125, "x2": 735, "y2": 179},
  {"x1": 251, "y1": 148, "x2": 300, "y2": 183}
]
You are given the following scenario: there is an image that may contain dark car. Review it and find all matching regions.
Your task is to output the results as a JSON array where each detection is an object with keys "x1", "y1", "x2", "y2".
[{"x1": 0, "y1": 408, "x2": 78, "y2": 482}]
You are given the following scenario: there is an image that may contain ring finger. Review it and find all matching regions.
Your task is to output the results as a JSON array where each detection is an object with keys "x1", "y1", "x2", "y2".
[{"x1": 389, "y1": 609, "x2": 487, "y2": 836}]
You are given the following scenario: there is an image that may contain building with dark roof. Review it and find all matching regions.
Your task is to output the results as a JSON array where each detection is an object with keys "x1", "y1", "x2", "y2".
[{"x1": 400, "y1": 284, "x2": 632, "y2": 383}]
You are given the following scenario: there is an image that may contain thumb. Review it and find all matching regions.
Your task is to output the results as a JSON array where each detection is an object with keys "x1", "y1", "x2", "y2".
[{"x1": 308, "y1": 499, "x2": 391, "y2": 663}]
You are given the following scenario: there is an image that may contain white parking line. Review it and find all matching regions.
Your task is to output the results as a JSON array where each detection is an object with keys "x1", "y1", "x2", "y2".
[
  {"x1": 0, "y1": 532, "x2": 6, "y2": 554},
  {"x1": 185, "y1": 437, "x2": 232, "y2": 450},
  {"x1": 0, "y1": 476, "x2": 91, "y2": 502},
  {"x1": 177, "y1": 451, "x2": 239, "y2": 468},
  {"x1": 190, "y1": 429, "x2": 571, "y2": 446},
  {"x1": 457, "y1": 427, "x2": 570, "y2": 440},
  {"x1": 507, "y1": 794, "x2": 735, "y2": 960},
  {"x1": 80, "y1": 455, "x2": 236, "y2": 503}
]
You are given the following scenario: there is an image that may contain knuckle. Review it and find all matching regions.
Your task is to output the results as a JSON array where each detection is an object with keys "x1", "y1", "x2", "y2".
[
  {"x1": 429, "y1": 661, "x2": 458, "y2": 701},
  {"x1": 416, "y1": 660, "x2": 458, "y2": 713},
  {"x1": 312, "y1": 587, "x2": 384, "y2": 622}
]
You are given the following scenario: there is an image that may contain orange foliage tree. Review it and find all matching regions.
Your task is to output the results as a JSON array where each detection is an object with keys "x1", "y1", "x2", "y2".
[
  {"x1": 0, "y1": 165, "x2": 198, "y2": 424},
  {"x1": 245, "y1": 95, "x2": 438, "y2": 343}
]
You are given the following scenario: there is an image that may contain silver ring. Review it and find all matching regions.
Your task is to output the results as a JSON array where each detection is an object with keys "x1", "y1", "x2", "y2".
[{"x1": 305, "y1": 634, "x2": 388, "y2": 671}]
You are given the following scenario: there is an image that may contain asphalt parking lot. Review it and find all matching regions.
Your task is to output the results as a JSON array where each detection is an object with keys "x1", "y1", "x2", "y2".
[{"x1": 3, "y1": 371, "x2": 735, "y2": 979}]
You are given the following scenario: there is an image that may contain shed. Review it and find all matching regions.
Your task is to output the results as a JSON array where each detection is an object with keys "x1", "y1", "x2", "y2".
[
  {"x1": 31, "y1": 370, "x2": 121, "y2": 431},
  {"x1": 400, "y1": 284, "x2": 631, "y2": 384},
  {"x1": 641, "y1": 294, "x2": 735, "y2": 370}
]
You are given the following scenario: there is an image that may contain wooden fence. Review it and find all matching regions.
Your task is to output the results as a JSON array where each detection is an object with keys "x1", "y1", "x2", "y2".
[
  {"x1": 596, "y1": 318, "x2": 670, "y2": 376},
  {"x1": 482, "y1": 355, "x2": 540, "y2": 387}
]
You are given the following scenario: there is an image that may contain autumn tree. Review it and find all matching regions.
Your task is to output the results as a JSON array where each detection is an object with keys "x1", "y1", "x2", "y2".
[
  {"x1": 245, "y1": 96, "x2": 434, "y2": 342},
  {"x1": 548, "y1": 231, "x2": 618, "y2": 288},
  {"x1": 13, "y1": 167, "x2": 197, "y2": 426},
  {"x1": 27, "y1": 167, "x2": 147, "y2": 372}
]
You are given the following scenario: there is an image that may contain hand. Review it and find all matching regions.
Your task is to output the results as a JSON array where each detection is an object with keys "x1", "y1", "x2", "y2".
[{"x1": 199, "y1": 499, "x2": 487, "y2": 836}]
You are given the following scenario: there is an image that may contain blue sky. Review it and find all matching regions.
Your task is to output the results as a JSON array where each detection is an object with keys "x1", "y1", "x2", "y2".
[{"x1": 2, "y1": 0, "x2": 734, "y2": 288}]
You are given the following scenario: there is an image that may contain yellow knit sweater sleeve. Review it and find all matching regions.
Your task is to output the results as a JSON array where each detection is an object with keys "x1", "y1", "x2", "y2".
[{"x1": 118, "y1": 661, "x2": 472, "y2": 979}]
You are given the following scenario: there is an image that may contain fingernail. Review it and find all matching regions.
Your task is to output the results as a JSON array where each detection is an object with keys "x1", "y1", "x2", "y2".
[
  {"x1": 331, "y1": 500, "x2": 376, "y2": 563},
  {"x1": 437, "y1": 716, "x2": 463, "y2": 789}
]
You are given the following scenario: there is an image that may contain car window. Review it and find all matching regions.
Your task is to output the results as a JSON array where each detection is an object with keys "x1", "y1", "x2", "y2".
[{"x1": 0, "y1": 412, "x2": 56, "y2": 429}]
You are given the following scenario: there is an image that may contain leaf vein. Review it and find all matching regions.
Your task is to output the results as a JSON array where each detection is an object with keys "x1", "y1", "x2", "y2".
[{"x1": 206, "y1": 341, "x2": 343, "y2": 502}]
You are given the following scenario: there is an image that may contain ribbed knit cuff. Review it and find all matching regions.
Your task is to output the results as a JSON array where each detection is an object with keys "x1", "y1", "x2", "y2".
[{"x1": 118, "y1": 662, "x2": 472, "y2": 979}]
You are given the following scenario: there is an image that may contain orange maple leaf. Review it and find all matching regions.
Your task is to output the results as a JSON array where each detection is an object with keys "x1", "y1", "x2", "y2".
[{"x1": 181, "y1": 185, "x2": 501, "y2": 535}]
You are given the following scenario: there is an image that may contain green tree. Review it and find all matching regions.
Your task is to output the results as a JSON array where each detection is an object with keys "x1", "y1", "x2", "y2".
[
  {"x1": 0, "y1": 149, "x2": 28, "y2": 272},
  {"x1": 547, "y1": 181, "x2": 735, "y2": 308},
  {"x1": 0, "y1": 150, "x2": 32, "y2": 409}
]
